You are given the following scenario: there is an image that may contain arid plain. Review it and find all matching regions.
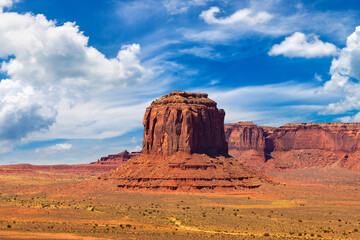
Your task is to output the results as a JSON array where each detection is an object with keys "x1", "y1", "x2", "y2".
[{"x1": 0, "y1": 163, "x2": 359, "y2": 239}]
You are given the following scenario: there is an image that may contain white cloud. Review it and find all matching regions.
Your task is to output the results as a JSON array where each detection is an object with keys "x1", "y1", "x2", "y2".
[
  {"x1": 209, "y1": 79, "x2": 219, "y2": 85},
  {"x1": 0, "y1": 9, "x2": 159, "y2": 152},
  {"x1": 184, "y1": 29, "x2": 232, "y2": 43},
  {"x1": 322, "y1": 26, "x2": 360, "y2": 115},
  {"x1": 132, "y1": 145, "x2": 142, "y2": 152},
  {"x1": 269, "y1": 32, "x2": 338, "y2": 58},
  {"x1": 179, "y1": 46, "x2": 221, "y2": 59},
  {"x1": 200, "y1": 6, "x2": 273, "y2": 25},
  {"x1": 164, "y1": 0, "x2": 212, "y2": 15},
  {"x1": 0, "y1": 0, "x2": 17, "y2": 13},
  {"x1": 314, "y1": 73, "x2": 323, "y2": 82},
  {"x1": 35, "y1": 143, "x2": 73, "y2": 153},
  {"x1": 0, "y1": 79, "x2": 56, "y2": 140},
  {"x1": 0, "y1": 13, "x2": 145, "y2": 89},
  {"x1": 194, "y1": 82, "x2": 335, "y2": 126},
  {"x1": 185, "y1": 1, "x2": 356, "y2": 44},
  {"x1": 26, "y1": 99, "x2": 149, "y2": 141}
]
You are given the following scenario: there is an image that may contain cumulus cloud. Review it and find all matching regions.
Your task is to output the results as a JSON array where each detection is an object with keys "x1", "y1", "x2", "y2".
[
  {"x1": 0, "y1": 9, "x2": 155, "y2": 151},
  {"x1": 0, "y1": 0, "x2": 17, "y2": 13},
  {"x1": 0, "y1": 13, "x2": 145, "y2": 89},
  {"x1": 321, "y1": 26, "x2": 360, "y2": 115},
  {"x1": 200, "y1": 6, "x2": 273, "y2": 25},
  {"x1": 0, "y1": 79, "x2": 56, "y2": 140},
  {"x1": 269, "y1": 32, "x2": 338, "y2": 58},
  {"x1": 315, "y1": 25, "x2": 360, "y2": 122}
]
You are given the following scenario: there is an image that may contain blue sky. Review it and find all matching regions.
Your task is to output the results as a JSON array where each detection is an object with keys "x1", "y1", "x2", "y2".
[{"x1": 1, "y1": 0, "x2": 360, "y2": 164}]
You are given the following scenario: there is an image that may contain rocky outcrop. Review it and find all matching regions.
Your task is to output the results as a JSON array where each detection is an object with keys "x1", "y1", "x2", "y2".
[
  {"x1": 143, "y1": 91, "x2": 228, "y2": 156},
  {"x1": 225, "y1": 122, "x2": 360, "y2": 172},
  {"x1": 105, "y1": 92, "x2": 268, "y2": 191},
  {"x1": 91, "y1": 150, "x2": 140, "y2": 166},
  {"x1": 270, "y1": 123, "x2": 360, "y2": 152},
  {"x1": 225, "y1": 122, "x2": 268, "y2": 152},
  {"x1": 107, "y1": 152, "x2": 264, "y2": 191}
]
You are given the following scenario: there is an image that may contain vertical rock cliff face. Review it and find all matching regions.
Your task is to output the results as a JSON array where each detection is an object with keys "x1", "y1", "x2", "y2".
[
  {"x1": 105, "y1": 92, "x2": 267, "y2": 191},
  {"x1": 143, "y1": 91, "x2": 228, "y2": 156},
  {"x1": 225, "y1": 122, "x2": 360, "y2": 172},
  {"x1": 225, "y1": 122, "x2": 267, "y2": 152},
  {"x1": 270, "y1": 123, "x2": 360, "y2": 152}
]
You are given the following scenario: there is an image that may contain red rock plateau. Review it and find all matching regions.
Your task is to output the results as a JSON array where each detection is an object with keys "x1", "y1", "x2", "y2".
[
  {"x1": 91, "y1": 150, "x2": 140, "y2": 166},
  {"x1": 225, "y1": 122, "x2": 360, "y2": 172},
  {"x1": 105, "y1": 91, "x2": 267, "y2": 191}
]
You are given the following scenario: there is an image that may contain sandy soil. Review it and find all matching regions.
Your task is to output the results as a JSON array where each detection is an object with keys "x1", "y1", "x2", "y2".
[{"x1": 0, "y1": 164, "x2": 358, "y2": 239}]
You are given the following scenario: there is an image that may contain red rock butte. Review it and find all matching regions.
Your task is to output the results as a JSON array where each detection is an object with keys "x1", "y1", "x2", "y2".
[
  {"x1": 105, "y1": 91, "x2": 267, "y2": 191},
  {"x1": 143, "y1": 91, "x2": 228, "y2": 156}
]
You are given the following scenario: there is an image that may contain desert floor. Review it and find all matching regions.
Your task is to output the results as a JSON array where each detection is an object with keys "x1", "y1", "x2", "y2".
[{"x1": 0, "y1": 164, "x2": 359, "y2": 239}]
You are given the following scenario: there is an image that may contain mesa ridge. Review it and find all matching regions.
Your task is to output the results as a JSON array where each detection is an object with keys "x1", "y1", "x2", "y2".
[{"x1": 225, "y1": 122, "x2": 360, "y2": 172}]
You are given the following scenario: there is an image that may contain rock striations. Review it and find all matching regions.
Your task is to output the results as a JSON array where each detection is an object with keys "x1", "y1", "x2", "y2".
[
  {"x1": 105, "y1": 91, "x2": 266, "y2": 191},
  {"x1": 143, "y1": 91, "x2": 228, "y2": 156},
  {"x1": 225, "y1": 122, "x2": 360, "y2": 172},
  {"x1": 91, "y1": 150, "x2": 140, "y2": 166}
]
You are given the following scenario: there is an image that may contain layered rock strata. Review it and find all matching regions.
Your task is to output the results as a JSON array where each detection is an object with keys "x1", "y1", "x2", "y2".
[
  {"x1": 91, "y1": 150, "x2": 140, "y2": 166},
  {"x1": 105, "y1": 91, "x2": 266, "y2": 191},
  {"x1": 225, "y1": 122, "x2": 360, "y2": 172},
  {"x1": 143, "y1": 91, "x2": 228, "y2": 156}
]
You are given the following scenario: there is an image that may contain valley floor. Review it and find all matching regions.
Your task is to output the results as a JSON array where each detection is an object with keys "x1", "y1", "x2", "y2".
[{"x1": 0, "y1": 165, "x2": 359, "y2": 239}]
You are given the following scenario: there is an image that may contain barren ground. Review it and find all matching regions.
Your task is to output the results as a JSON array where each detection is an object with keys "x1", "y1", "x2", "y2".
[{"x1": 0, "y1": 164, "x2": 359, "y2": 239}]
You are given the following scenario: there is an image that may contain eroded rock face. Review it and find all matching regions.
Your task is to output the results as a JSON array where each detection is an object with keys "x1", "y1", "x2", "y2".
[
  {"x1": 143, "y1": 91, "x2": 228, "y2": 156},
  {"x1": 271, "y1": 123, "x2": 360, "y2": 152},
  {"x1": 225, "y1": 122, "x2": 267, "y2": 152},
  {"x1": 225, "y1": 122, "x2": 360, "y2": 172},
  {"x1": 104, "y1": 92, "x2": 268, "y2": 192},
  {"x1": 108, "y1": 152, "x2": 265, "y2": 191}
]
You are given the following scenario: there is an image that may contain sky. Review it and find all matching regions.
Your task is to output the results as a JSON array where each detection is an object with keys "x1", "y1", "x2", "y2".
[{"x1": 1, "y1": 0, "x2": 360, "y2": 164}]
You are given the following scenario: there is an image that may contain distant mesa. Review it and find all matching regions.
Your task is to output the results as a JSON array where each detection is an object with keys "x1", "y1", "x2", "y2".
[
  {"x1": 91, "y1": 150, "x2": 140, "y2": 166},
  {"x1": 225, "y1": 122, "x2": 360, "y2": 172},
  {"x1": 104, "y1": 91, "x2": 267, "y2": 191}
]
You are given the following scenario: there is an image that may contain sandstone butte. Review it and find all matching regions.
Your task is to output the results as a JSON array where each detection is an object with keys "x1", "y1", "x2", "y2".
[
  {"x1": 104, "y1": 91, "x2": 267, "y2": 191},
  {"x1": 225, "y1": 122, "x2": 360, "y2": 172}
]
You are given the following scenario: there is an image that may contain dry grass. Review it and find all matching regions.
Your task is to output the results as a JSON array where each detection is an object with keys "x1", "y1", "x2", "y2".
[{"x1": 0, "y1": 165, "x2": 358, "y2": 239}]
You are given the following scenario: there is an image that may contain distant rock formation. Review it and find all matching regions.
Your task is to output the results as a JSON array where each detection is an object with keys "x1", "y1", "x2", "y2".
[
  {"x1": 91, "y1": 150, "x2": 140, "y2": 166},
  {"x1": 225, "y1": 122, "x2": 360, "y2": 172},
  {"x1": 225, "y1": 122, "x2": 268, "y2": 152},
  {"x1": 105, "y1": 91, "x2": 267, "y2": 191},
  {"x1": 143, "y1": 91, "x2": 228, "y2": 156},
  {"x1": 269, "y1": 123, "x2": 360, "y2": 152}
]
